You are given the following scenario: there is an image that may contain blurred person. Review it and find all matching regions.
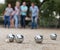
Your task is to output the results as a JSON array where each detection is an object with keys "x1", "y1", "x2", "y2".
[
  {"x1": 30, "y1": 2, "x2": 39, "y2": 29},
  {"x1": 14, "y1": 1, "x2": 20, "y2": 28},
  {"x1": 20, "y1": 2, "x2": 28, "y2": 28},
  {"x1": 4, "y1": 3, "x2": 13, "y2": 28},
  {"x1": 10, "y1": 9, "x2": 16, "y2": 28}
]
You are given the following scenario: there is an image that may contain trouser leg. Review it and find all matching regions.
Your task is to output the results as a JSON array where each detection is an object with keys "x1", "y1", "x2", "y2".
[
  {"x1": 7, "y1": 17, "x2": 10, "y2": 28},
  {"x1": 21, "y1": 15, "x2": 23, "y2": 27},
  {"x1": 32, "y1": 17, "x2": 35, "y2": 29},
  {"x1": 23, "y1": 16, "x2": 26, "y2": 28},
  {"x1": 4, "y1": 16, "x2": 7, "y2": 28},
  {"x1": 14, "y1": 15, "x2": 18, "y2": 28},
  {"x1": 21, "y1": 15, "x2": 26, "y2": 28},
  {"x1": 31, "y1": 17, "x2": 38, "y2": 29},
  {"x1": 35, "y1": 17, "x2": 38, "y2": 28}
]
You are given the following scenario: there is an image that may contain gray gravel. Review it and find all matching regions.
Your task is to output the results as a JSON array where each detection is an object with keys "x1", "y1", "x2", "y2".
[{"x1": 0, "y1": 28, "x2": 60, "y2": 50}]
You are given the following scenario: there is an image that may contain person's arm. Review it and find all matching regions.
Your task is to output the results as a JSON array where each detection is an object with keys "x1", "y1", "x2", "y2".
[
  {"x1": 29, "y1": 7, "x2": 32, "y2": 18},
  {"x1": 4, "y1": 8, "x2": 7, "y2": 16},
  {"x1": 3, "y1": 10, "x2": 5, "y2": 20},
  {"x1": 29, "y1": 7, "x2": 31, "y2": 12},
  {"x1": 4, "y1": 8, "x2": 7, "y2": 15},
  {"x1": 15, "y1": 7, "x2": 20, "y2": 15},
  {"x1": 36, "y1": 6, "x2": 39, "y2": 18},
  {"x1": 24, "y1": 6, "x2": 28, "y2": 12},
  {"x1": 3, "y1": 8, "x2": 7, "y2": 20},
  {"x1": 21, "y1": 6, "x2": 28, "y2": 12},
  {"x1": 10, "y1": 8, "x2": 13, "y2": 16}
]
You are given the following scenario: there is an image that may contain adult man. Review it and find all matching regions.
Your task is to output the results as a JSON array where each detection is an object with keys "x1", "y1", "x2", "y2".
[
  {"x1": 30, "y1": 2, "x2": 39, "y2": 29},
  {"x1": 20, "y1": 2, "x2": 28, "y2": 28}
]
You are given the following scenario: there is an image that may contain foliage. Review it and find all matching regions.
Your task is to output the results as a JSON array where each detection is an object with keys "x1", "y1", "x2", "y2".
[
  {"x1": 0, "y1": 0, "x2": 60, "y2": 28},
  {"x1": 0, "y1": 4, "x2": 6, "y2": 15},
  {"x1": 39, "y1": 0, "x2": 60, "y2": 28}
]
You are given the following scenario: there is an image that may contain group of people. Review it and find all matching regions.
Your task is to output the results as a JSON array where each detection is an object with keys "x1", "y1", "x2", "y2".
[{"x1": 4, "y1": 1, "x2": 39, "y2": 29}]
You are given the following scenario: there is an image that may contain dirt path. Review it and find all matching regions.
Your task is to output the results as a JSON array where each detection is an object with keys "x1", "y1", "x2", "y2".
[{"x1": 0, "y1": 28, "x2": 60, "y2": 50}]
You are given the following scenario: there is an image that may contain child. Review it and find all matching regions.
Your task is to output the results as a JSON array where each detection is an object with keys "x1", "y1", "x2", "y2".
[{"x1": 10, "y1": 9, "x2": 16, "y2": 28}]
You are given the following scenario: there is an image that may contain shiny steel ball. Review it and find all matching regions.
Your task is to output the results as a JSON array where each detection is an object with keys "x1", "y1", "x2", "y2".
[
  {"x1": 15, "y1": 34, "x2": 24, "y2": 43},
  {"x1": 7, "y1": 34, "x2": 15, "y2": 42},
  {"x1": 50, "y1": 33, "x2": 57, "y2": 40},
  {"x1": 34, "y1": 35, "x2": 43, "y2": 43}
]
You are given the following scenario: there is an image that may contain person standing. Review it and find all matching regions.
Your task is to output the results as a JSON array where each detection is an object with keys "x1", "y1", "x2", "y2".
[
  {"x1": 20, "y1": 2, "x2": 28, "y2": 28},
  {"x1": 10, "y1": 9, "x2": 15, "y2": 28},
  {"x1": 30, "y1": 2, "x2": 39, "y2": 29},
  {"x1": 14, "y1": 1, "x2": 20, "y2": 28},
  {"x1": 4, "y1": 3, "x2": 13, "y2": 28}
]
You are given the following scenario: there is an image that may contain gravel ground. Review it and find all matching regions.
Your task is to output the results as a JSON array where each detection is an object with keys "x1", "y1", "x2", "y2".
[{"x1": 0, "y1": 28, "x2": 60, "y2": 50}]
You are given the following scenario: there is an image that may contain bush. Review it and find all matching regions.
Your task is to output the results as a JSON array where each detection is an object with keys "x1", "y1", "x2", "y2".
[
  {"x1": 0, "y1": 0, "x2": 60, "y2": 28},
  {"x1": 0, "y1": 4, "x2": 6, "y2": 16}
]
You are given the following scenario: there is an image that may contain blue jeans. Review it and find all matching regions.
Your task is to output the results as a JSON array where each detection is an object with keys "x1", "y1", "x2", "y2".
[
  {"x1": 21, "y1": 15, "x2": 26, "y2": 28},
  {"x1": 32, "y1": 16, "x2": 38, "y2": 29},
  {"x1": 4, "y1": 15, "x2": 10, "y2": 28},
  {"x1": 14, "y1": 15, "x2": 19, "y2": 28}
]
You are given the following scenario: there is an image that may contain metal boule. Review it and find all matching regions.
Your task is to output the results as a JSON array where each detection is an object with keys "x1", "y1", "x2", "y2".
[
  {"x1": 7, "y1": 34, "x2": 15, "y2": 42},
  {"x1": 50, "y1": 33, "x2": 57, "y2": 40},
  {"x1": 15, "y1": 34, "x2": 24, "y2": 43},
  {"x1": 34, "y1": 35, "x2": 43, "y2": 43}
]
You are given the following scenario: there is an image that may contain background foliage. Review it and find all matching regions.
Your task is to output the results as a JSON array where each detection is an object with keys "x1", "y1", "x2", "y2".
[{"x1": 0, "y1": 0, "x2": 60, "y2": 28}]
